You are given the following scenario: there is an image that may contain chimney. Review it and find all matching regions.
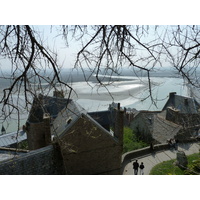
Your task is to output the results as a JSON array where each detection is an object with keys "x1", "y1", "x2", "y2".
[
  {"x1": 26, "y1": 113, "x2": 51, "y2": 150},
  {"x1": 169, "y1": 92, "x2": 176, "y2": 98},
  {"x1": 114, "y1": 103, "x2": 124, "y2": 145},
  {"x1": 43, "y1": 113, "x2": 51, "y2": 146},
  {"x1": 53, "y1": 90, "x2": 64, "y2": 98},
  {"x1": 169, "y1": 92, "x2": 176, "y2": 108}
]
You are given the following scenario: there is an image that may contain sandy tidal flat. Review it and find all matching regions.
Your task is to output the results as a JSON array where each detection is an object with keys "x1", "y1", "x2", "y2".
[{"x1": 71, "y1": 80, "x2": 148, "y2": 101}]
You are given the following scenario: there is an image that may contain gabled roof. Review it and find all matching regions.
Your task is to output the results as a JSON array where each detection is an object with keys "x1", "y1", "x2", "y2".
[
  {"x1": 152, "y1": 115, "x2": 181, "y2": 143},
  {"x1": 51, "y1": 100, "x2": 86, "y2": 136},
  {"x1": 133, "y1": 111, "x2": 181, "y2": 143},
  {"x1": 162, "y1": 92, "x2": 199, "y2": 114},
  {"x1": 52, "y1": 102, "x2": 116, "y2": 139},
  {"x1": 55, "y1": 112, "x2": 116, "y2": 141},
  {"x1": 27, "y1": 94, "x2": 117, "y2": 142}
]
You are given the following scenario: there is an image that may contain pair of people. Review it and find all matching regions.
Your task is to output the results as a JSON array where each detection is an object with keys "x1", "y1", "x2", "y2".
[
  {"x1": 167, "y1": 138, "x2": 178, "y2": 150},
  {"x1": 133, "y1": 160, "x2": 144, "y2": 175}
]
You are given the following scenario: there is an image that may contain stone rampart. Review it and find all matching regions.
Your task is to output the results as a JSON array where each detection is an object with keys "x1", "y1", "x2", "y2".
[
  {"x1": 0, "y1": 144, "x2": 65, "y2": 175},
  {"x1": 121, "y1": 143, "x2": 169, "y2": 165}
]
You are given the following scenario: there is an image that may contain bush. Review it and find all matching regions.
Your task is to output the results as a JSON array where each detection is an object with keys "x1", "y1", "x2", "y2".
[
  {"x1": 123, "y1": 127, "x2": 148, "y2": 154},
  {"x1": 18, "y1": 140, "x2": 29, "y2": 150}
]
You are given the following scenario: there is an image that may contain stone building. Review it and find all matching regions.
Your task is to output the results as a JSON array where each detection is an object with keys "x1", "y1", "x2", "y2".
[
  {"x1": 25, "y1": 93, "x2": 124, "y2": 175},
  {"x1": 25, "y1": 93, "x2": 71, "y2": 150},
  {"x1": 162, "y1": 92, "x2": 200, "y2": 114},
  {"x1": 130, "y1": 93, "x2": 200, "y2": 144},
  {"x1": 163, "y1": 92, "x2": 200, "y2": 138},
  {"x1": 55, "y1": 112, "x2": 123, "y2": 174},
  {"x1": 52, "y1": 100, "x2": 123, "y2": 174},
  {"x1": 130, "y1": 111, "x2": 181, "y2": 144}
]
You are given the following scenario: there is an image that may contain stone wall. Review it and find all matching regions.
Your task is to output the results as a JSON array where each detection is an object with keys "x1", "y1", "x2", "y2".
[
  {"x1": 121, "y1": 139, "x2": 200, "y2": 174},
  {"x1": 0, "y1": 108, "x2": 124, "y2": 175},
  {"x1": 0, "y1": 144, "x2": 65, "y2": 175}
]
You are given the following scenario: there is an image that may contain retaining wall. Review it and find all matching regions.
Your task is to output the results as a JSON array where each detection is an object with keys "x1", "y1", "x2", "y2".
[
  {"x1": 121, "y1": 138, "x2": 200, "y2": 174},
  {"x1": 121, "y1": 143, "x2": 169, "y2": 173}
]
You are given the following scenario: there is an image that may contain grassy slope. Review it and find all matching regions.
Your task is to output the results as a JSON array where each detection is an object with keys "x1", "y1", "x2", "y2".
[{"x1": 150, "y1": 153, "x2": 200, "y2": 175}]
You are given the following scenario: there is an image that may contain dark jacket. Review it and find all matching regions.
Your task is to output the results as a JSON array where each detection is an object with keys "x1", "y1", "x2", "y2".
[
  {"x1": 139, "y1": 164, "x2": 144, "y2": 169},
  {"x1": 133, "y1": 162, "x2": 139, "y2": 169}
]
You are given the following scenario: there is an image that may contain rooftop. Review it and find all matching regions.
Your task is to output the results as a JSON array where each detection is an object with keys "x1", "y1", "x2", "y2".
[
  {"x1": 0, "y1": 130, "x2": 27, "y2": 147},
  {"x1": 162, "y1": 92, "x2": 200, "y2": 114},
  {"x1": 134, "y1": 111, "x2": 181, "y2": 143},
  {"x1": 27, "y1": 94, "x2": 71, "y2": 123},
  {"x1": 51, "y1": 99, "x2": 86, "y2": 137}
]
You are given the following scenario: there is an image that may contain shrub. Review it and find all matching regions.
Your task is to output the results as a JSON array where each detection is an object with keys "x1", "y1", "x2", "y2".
[{"x1": 123, "y1": 127, "x2": 148, "y2": 153}]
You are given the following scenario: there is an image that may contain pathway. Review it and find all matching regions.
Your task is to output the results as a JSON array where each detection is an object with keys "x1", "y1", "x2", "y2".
[{"x1": 123, "y1": 142, "x2": 200, "y2": 175}]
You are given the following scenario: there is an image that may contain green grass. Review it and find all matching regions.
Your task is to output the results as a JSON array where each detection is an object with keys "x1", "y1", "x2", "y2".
[
  {"x1": 150, "y1": 153, "x2": 200, "y2": 175},
  {"x1": 123, "y1": 127, "x2": 149, "y2": 154}
]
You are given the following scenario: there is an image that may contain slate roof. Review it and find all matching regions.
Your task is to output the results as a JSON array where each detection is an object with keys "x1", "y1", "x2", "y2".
[
  {"x1": 51, "y1": 100, "x2": 87, "y2": 137},
  {"x1": 133, "y1": 111, "x2": 181, "y2": 143},
  {"x1": 52, "y1": 104, "x2": 114, "y2": 139},
  {"x1": 162, "y1": 92, "x2": 200, "y2": 114},
  {"x1": 152, "y1": 114, "x2": 181, "y2": 143},
  {"x1": 54, "y1": 112, "x2": 115, "y2": 140},
  {"x1": 88, "y1": 111, "x2": 111, "y2": 131},
  {"x1": 27, "y1": 94, "x2": 115, "y2": 140},
  {"x1": 27, "y1": 94, "x2": 70, "y2": 123},
  {"x1": 0, "y1": 130, "x2": 27, "y2": 147}
]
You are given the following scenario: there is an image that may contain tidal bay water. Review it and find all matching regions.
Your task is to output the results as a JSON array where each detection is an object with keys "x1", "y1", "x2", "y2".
[
  {"x1": 72, "y1": 76, "x2": 189, "y2": 112},
  {"x1": 0, "y1": 75, "x2": 190, "y2": 133}
]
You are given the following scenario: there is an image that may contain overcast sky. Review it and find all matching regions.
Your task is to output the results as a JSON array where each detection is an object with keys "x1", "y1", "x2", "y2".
[
  {"x1": 32, "y1": 25, "x2": 175, "y2": 69},
  {"x1": 0, "y1": 25, "x2": 190, "y2": 73}
]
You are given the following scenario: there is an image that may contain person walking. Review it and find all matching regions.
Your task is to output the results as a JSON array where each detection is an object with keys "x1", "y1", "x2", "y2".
[
  {"x1": 139, "y1": 162, "x2": 145, "y2": 175},
  {"x1": 133, "y1": 160, "x2": 139, "y2": 175}
]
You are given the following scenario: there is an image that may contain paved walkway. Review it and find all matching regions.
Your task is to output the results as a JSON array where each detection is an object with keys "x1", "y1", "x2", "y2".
[{"x1": 123, "y1": 142, "x2": 200, "y2": 175}]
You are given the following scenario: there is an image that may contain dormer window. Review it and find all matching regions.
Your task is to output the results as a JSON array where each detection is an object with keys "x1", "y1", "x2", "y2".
[{"x1": 66, "y1": 117, "x2": 72, "y2": 125}]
